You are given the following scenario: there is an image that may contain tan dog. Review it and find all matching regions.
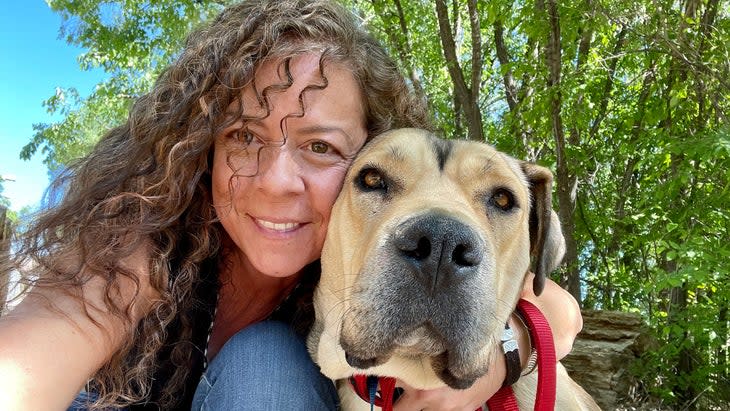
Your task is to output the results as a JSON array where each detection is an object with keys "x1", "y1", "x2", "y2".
[{"x1": 308, "y1": 128, "x2": 598, "y2": 410}]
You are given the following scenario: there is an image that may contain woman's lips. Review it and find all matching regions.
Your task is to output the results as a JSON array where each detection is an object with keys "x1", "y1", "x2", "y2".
[{"x1": 254, "y1": 218, "x2": 302, "y2": 233}]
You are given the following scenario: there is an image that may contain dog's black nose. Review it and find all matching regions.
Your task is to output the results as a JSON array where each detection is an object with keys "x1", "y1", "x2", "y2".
[{"x1": 393, "y1": 213, "x2": 483, "y2": 289}]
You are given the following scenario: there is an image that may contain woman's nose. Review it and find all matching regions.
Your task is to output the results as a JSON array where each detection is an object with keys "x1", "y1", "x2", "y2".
[{"x1": 254, "y1": 144, "x2": 305, "y2": 195}]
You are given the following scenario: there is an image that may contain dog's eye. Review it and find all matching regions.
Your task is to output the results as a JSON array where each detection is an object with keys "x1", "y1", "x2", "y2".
[
  {"x1": 358, "y1": 168, "x2": 387, "y2": 191},
  {"x1": 490, "y1": 188, "x2": 515, "y2": 211}
]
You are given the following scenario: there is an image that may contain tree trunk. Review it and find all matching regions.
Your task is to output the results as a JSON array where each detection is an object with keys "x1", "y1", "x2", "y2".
[
  {"x1": 0, "y1": 206, "x2": 10, "y2": 313},
  {"x1": 588, "y1": 26, "x2": 626, "y2": 141},
  {"x1": 368, "y1": 0, "x2": 425, "y2": 99},
  {"x1": 493, "y1": 19, "x2": 533, "y2": 152},
  {"x1": 601, "y1": 61, "x2": 655, "y2": 308},
  {"x1": 434, "y1": 0, "x2": 484, "y2": 141},
  {"x1": 536, "y1": 0, "x2": 580, "y2": 303},
  {"x1": 669, "y1": 282, "x2": 697, "y2": 409},
  {"x1": 718, "y1": 303, "x2": 728, "y2": 388}
]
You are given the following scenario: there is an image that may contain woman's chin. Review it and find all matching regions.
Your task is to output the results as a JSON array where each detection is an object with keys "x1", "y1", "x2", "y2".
[{"x1": 249, "y1": 254, "x2": 317, "y2": 279}]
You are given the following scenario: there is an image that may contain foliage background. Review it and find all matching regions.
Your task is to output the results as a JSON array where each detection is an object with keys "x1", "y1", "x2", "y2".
[{"x1": 16, "y1": 0, "x2": 730, "y2": 409}]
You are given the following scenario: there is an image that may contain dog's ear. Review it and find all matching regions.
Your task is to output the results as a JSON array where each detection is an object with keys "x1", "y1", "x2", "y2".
[{"x1": 520, "y1": 162, "x2": 566, "y2": 295}]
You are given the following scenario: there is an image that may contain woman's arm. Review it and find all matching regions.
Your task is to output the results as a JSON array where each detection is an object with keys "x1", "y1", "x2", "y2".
[
  {"x1": 0, "y1": 247, "x2": 157, "y2": 410},
  {"x1": 520, "y1": 272, "x2": 583, "y2": 361},
  {"x1": 393, "y1": 274, "x2": 582, "y2": 411}
]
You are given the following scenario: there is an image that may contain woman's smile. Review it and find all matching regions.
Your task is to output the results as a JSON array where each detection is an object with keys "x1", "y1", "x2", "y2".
[{"x1": 254, "y1": 218, "x2": 303, "y2": 233}]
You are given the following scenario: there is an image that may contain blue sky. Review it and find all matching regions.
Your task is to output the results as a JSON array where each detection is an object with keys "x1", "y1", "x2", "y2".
[{"x1": 0, "y1": 1, "x2": 106, "y2": 212}]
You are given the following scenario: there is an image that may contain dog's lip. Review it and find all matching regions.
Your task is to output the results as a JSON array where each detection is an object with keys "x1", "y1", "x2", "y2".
[
  {"x1": 393, "y1": 326, "x2": 447, "y2": 356},
  {"x1": 345, "y1": 352, "x2": 383, "y2": 369}
]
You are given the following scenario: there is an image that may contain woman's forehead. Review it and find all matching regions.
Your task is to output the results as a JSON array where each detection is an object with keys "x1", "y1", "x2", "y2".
[
  {"x1": 236, "y1": 53, "x2": 364, "y2": 118},
  {"x1": 256, "y1": 53, "x2": 325, "y2": 87}
]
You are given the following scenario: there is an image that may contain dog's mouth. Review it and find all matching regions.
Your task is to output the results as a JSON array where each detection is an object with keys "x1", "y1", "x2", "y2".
[
  {"x1": 340, "y1": 322, "x2": 492, "y2": 389},
  {"x1": 342, "y1": 348, "x2": 489, "y2": 390},
  {"x1": 344, "y1": 325, "x2": 447, "y2": 366},
  {"x1": 392, "y1": 325, "x2": 448, "y2": 355}
]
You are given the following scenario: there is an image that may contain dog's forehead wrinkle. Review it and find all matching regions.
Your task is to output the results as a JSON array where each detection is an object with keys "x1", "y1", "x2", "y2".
[
  {"x1": 479, "y1": 151, "x2": 499, "y2": 175},
  {"x1": 430, "y1": 136, "x2": 453, "y2": 171},
  {"x1": 499, "y1": 151, "x2": 529, "y2": 187},
  {"x1": 475, "y1": 151, "x2": 515, "y2": 180},
  {"x1": 386, "y1": 144, "x2": 406, "y2": 162},
  {"x1": 446, "y1": 145, "x2": 516, "y2": 194}
]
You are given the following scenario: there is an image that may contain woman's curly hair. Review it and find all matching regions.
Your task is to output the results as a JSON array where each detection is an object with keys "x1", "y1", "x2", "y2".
[{"x1": 5, "y1": 0, "x2": 430, "y2": 408}]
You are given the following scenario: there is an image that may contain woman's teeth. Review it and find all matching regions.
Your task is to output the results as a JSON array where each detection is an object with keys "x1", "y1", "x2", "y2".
[{"x1": 257, "y1": 219, "x2": 300, "y2": 232}]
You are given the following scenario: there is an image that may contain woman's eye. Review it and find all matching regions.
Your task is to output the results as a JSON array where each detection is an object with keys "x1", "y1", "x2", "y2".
[
  {"x1": 490, "y1": 189, "x2": 515, "y2": 211},
  {"x1": 310, "y1": 141, "x2": 330, "y2": 154},
  {"x1": 358, "y1": 168, "x2": 387, "y2": 191},
  {"x1": 232, "y1": 128, "x2": 255, "y2": 145}
]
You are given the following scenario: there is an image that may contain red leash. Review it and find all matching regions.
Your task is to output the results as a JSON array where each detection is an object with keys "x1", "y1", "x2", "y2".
[
  {"x1": 350, "y1": 298, "x2": 556, "y2": 411},
  {"x1": 350, "y1": 375, "x2": 397, "y2": 411},
  {"x1": 484, "y1": 299, "x2": 557, "y2": 411}
]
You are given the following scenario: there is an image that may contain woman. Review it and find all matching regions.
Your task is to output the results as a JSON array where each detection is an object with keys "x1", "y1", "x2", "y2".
[{"x1": 0, "y1": 0, "x2": 582, "y2": 410}]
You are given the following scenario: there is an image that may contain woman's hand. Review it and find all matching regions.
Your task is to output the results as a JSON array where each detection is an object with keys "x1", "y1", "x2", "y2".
[
  {"x1": 520, "y1": 272, "x2": 583, "y2": 360},
  {"x1": 391, "y1": 274, "x2": 582, "y2": 410},
  {"x1": 392, "y1": 369, "x2": 502, "y2": 411}
]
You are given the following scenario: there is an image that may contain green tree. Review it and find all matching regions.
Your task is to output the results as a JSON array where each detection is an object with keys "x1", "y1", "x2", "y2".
[
  {"x1": 0, "y1": 177, "x2": 10, "y2": 209},
  {"x1": 22, "y1": 0, "x2": 231, "y2": 168}
]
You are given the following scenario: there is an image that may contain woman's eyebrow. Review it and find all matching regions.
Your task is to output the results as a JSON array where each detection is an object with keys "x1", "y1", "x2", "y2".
[{"x1": 297, "y1": 124, "x2": 354, "y2": 139}]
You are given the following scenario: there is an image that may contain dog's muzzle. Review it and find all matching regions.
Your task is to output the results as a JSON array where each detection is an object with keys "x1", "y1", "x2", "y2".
[{"x1": 340, "y1": 211, "x2": 495, "y2": 389}]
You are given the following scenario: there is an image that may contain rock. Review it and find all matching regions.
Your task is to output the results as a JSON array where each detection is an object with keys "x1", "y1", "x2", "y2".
[{"x1": 562, "y1": 310, "x2": 653, "y2": 410}]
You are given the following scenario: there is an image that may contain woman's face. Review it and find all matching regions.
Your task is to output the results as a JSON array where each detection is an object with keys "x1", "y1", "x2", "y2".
[{"x1": 212, "y1": 53, "x2": 368, "y2": 278}]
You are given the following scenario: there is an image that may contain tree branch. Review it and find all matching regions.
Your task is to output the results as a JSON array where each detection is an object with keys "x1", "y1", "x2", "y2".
[
  {"x1": 434, "y1": 0, "x2": 483, "y2": 140},
  {"x1": 434, "y1": 0, "x2": 469, "y2": 104},
  {"x1": 467, "y1": 0, "x2": 482, "y2": 103},
  {"x1": 589, "y1": 26, "x2": 626, "y2": 141},
  {"x1": 493, "y1": 20, "x2": 519, "y2": 112}
]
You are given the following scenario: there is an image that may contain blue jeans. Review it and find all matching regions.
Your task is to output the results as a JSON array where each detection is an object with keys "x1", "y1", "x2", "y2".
[
  {"x1": 67, "y1": 391, "x2": 126, "y2": 411},
  {"x1": 191, "y1": 321, "x2": 339, "y2": 410}
]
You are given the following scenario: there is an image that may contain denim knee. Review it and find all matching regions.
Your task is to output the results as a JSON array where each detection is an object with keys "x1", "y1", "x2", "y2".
[
  {"x1": 67, "y1": 391, "x2": 127, "y2": 411},
  {"x1": 191, "y1": 321, "x2": 338, "y2": 410}
]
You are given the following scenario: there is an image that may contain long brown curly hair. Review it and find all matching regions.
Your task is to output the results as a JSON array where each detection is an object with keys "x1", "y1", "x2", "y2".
[{"x1": 5, "y1": 0, "x2": 430, "y2": 408}]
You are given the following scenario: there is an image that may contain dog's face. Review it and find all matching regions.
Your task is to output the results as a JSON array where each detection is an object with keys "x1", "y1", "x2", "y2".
[{"x1": 309, "y1": 128, "x2": 564, "y2": 390}]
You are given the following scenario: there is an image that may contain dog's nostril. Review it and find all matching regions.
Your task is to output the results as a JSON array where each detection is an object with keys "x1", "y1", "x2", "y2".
[
  {"x1": 415, "y1": 237, "x2": 431, "y2": 260},
  {"x1": 452, "y1": 244, "x2": 471, "y2": 267},
  {"x1": 402, "y1": 237, "x2": 432, "y2": 260}
]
